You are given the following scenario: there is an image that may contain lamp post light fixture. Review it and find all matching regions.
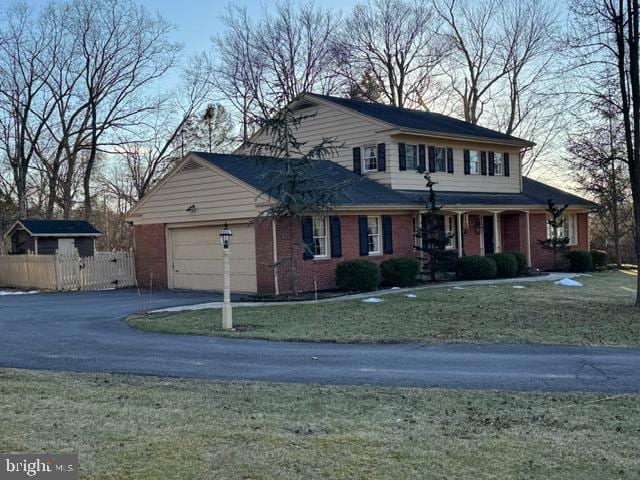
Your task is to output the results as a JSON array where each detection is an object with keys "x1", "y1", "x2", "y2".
[{"x1": 219, "y1": 222, "x2": 233, "y2": 330}]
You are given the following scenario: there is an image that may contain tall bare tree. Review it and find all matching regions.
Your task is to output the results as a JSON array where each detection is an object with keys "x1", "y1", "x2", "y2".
[{"x1": 338, "y1": 0, "x2": 447, "y2": 108}]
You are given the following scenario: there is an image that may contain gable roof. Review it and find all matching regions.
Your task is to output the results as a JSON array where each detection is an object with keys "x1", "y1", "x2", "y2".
[
  {"x1": 193, "y1": 152, "x2": 420, "y2": 207},
  {"x1": 6, "y1": 220, "x2": 101, "y2": 237},
  {"x1": 400, "y1": 177, "x2": 596, "y2": 208},
  {"x1": 305, "y1": 93, "x2": 534, "y2": 147}
]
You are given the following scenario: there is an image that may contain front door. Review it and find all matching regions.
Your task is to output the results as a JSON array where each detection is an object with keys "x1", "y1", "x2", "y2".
[{"x1": 483, "y1": 216, "x2": 495, "y2": 255}]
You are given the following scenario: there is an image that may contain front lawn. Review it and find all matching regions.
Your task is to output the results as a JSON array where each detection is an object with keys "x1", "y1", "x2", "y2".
[
  {"x1": 1, "y1": 368, "x2": 638, "y2": 479},
  {"x1": 128, "y1": 270, "x2": 640, "y2": 345}
]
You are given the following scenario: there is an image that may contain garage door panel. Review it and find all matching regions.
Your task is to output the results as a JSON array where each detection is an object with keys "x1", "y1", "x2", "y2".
[{"x1": 169, "y1": 224, "x2": 257, "y2": 293}]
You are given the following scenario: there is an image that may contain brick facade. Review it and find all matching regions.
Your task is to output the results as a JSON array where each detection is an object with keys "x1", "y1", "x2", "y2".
[
  {"x1": 462, "y1": 214, "x2": 482, "y2": 256},
  {"x1": 134, "y1": 224, "x2": 167, "y2": 289},
  {"x1": 529, "y1": 212, "x2": 589, "y2": 270},
  {"x1": 254, "y1": 214, "x2": 417, "y2": 295}
]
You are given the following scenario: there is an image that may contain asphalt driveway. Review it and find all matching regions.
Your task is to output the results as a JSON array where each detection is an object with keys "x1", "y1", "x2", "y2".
[{"x1": 0, "y1": 289, "x2": 639, "y2": 392}]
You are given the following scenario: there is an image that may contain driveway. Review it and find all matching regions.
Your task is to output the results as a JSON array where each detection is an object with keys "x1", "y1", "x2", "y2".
[{"x1": 1, "y1": 289, "x2": 639, "y2": 392}]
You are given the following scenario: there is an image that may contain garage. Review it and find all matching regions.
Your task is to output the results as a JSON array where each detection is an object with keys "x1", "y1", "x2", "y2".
[{"x1": 167, "y1": 224, "x2": 257, "y2": 293}]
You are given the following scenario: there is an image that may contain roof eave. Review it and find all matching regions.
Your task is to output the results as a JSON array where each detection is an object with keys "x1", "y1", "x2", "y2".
[{"x1": 383, "y1": 128, "x2": 535, "y2": 148}]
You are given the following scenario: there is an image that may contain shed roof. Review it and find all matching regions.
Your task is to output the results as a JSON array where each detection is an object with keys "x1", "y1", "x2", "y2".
[{"x1": 6, "y1": 220, "x2": 101, "y2": 237}]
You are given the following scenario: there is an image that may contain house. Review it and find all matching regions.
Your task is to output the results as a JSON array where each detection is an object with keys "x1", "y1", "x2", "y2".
[
  {"x1": 4, "y1": 220, "x2": 101, "y2": 257},
  {"x1": 126, "y1": 93, "x2": 595, "y2": 294}
]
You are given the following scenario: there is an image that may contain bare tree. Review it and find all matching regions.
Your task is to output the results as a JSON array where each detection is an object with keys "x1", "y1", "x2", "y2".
[{"x1": 337, "y1": 0, "x2": 448, "y2": 108}]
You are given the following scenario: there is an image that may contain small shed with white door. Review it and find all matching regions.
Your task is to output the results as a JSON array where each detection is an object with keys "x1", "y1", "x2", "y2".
[{"x1": 4, "y1": 220, "x2": 101, "y2": 256}]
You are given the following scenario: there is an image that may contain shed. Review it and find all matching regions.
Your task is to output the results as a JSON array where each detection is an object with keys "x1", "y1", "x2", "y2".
[{"x1": 4, "y1": 220, "x2": 101, "y2": 257}]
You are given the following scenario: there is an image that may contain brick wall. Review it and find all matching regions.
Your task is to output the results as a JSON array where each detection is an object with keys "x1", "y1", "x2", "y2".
[
  {"x1": 462, "y1": 215, "x2": 482, "y2": 256},
  {"x1": 134, "y1": 224, "x2": 167, "y2": 289},
  {"x1": 529, "y1": 212, "x2": 589, "y2": 270},
  {"x1": 254, "y1": 214, "x2": 417, "y2": 295}
]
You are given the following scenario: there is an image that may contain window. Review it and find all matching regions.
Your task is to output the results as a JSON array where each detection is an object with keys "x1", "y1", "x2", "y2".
[
  {"x1": 367, "y1": 216, "x2": 381, "y2": 254},
  {"x1": 312, "y1": 217, "x2": 329, "y2": 257},
  {"x1": 493, "y1": 152, "x2": 503, "y2": 175},
  {"x1": 547, "y1": 213, "x2": 578, "y2": 246},
  {"x1": 444, "y1": 215, "x2": 457, "y2": 249},
  {"x1": 363, "y1": 145, "x2": 377, "y2": 172},
  {"x1": 435, "y1": 147, "x2": 446, "y2": 172},
  {"x1": 406, "y1": 144, "x2": 418, "y2": 170},
  {"x1": 469, "y1": 150, "x2": 480, "y2": 174}
]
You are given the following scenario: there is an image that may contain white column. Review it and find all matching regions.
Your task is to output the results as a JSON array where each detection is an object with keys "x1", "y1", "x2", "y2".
[
  {"x1": 525, "y1": 211, "x2": 532, "y2": 267},
  {"x1": 493, "y1": 211, "x2": 501, "y2": 253},
  {"x1": 222, "y1": 248, "x2": 233, "y2": 330},
  {"x1": 456, "y1": 212, "x2": 463, "y2": 258}
]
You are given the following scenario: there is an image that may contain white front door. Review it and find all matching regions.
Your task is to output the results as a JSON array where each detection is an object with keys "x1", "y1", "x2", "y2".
[{"x1": 57, "y1": 238, "x2": 75, "y2": 255}]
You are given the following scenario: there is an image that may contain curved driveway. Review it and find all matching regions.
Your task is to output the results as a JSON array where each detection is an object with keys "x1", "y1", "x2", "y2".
[{"x1": 1, "y1": 289, "x2": 639, "y2": 392}]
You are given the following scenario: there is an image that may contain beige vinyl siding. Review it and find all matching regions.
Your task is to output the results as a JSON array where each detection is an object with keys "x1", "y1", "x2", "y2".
[
  {"x1": 389, "y1": 134, "x2": 522, "y2": 193},
  {"x1": 244, "y1": 101, "x2": 394, "y2": 186},
  {"x1": 128, "y1": 157, "x2": 259, "y2": 225}
]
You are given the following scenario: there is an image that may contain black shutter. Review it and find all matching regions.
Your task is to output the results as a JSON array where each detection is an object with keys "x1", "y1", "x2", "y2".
[
  {"x1": 427, "y1": 145, "x2": 436, "y2": 173},
  {"x1": 463, "y1": 149, "x2": 470, "y2": 175},
  {"x1": 418, "y1": 144, "x2": 427, "y2": 172},
  {"x1": 377, "y1": 143, "x2": 386, "y2": 172},
  {"x1": 488, "y1": 152, "x2": 495, "y2": 176},
  {"x1": 353, "y1": 147, "x2": 362, "y2": 175},
  {"x1": 447, "y1": 148, "x2": 454, "y2": 173},
  {"x1": 330, "y1": 216, "x2": 342, "y2": 258},
  {"x1": 398, "y1": 143, "x2": 406, "y2": 171},
  {"x1": 504, "y1": 152, "x2": 510, "y2": 177},
  {"x1": 358, "y1": 216, "x2": 369, "y2": 256},
  {"x1": 302, "y1": 217, "x2": 314, "y2": 260},
  {"x1": 436, "y1": 215, "x2": 446, "y2": 243},
  {"x1": 382, "y1": 215, "x2": 393, "y2": 254},
  {"x1": 480, "y1": 151, "x2": 487, "y2": 175}
]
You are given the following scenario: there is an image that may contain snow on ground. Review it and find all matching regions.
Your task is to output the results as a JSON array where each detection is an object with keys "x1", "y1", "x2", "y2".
[
  {"x1": 0, "y1": 290, "x2": 38, "y2": 296},
  {"x1": 555, "y1": 278, "x2": 583, "y2": 287},
  {"x1": 362, "y1": 297, "x2": 384, "y2": 303}
]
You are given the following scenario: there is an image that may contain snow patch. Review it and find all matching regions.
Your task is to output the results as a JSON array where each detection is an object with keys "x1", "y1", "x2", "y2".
[
  {"x1": 0, "y1": 290, "x2": 38, "y2": 296},
  {"x1": 405, "y1": 293, "x2": 417, "y2": 298},
  {"x1": 555, "y1": 278, "x2": 583, "y2": 287},
  {"x1": 512, "y1": 285, "x2": 525, "y2": 289},
  {"x1": 362, "y1": 297, "x2": 384, "y2": 303},
  {"x1": 453, "y1": 286, "x2": 465, "y2": 290}
]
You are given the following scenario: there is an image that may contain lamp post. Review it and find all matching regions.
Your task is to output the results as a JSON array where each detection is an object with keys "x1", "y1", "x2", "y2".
[{"x1": 219, "y1": 222, "x2": 233, "y2": 330}]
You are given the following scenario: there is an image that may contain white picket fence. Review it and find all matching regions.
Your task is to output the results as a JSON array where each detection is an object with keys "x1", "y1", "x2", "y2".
[{"x1": 0, "y1": 251, "x2": 136, "y2": 291}]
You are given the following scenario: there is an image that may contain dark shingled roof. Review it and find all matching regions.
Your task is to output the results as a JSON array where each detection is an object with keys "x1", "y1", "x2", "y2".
[
  {"x1": 400, "y1": 177, "x2": 596, "y2": 208},
  {"x1": 306, "y1": 93, "x2": 533, "y2": 146},
  {"x1": 18, "y1": 220, "x2": 101, "y2": 235},
  {"x1": 195, "y1": 152, "x2": 420, "y2": 206}
]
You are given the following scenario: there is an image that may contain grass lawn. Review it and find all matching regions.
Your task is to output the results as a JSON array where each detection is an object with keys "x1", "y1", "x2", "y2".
[
  {"x1": 1, "y1": 368, "x2": 639, "y2": 479},
  {"x1": 128, "y1": 270, "x2": 640, "y2": 345}
]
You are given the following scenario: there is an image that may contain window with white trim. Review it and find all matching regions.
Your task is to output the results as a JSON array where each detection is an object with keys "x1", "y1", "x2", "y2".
[
  {"x1": 469, "y1": 150, "x2": 480, "y2": 174},
  {"x1": 444, "y1": 215, "x2": 457, "y2": 249},
  {"x1": 435, "y1": 147, "x2": 447, "y2": 172},
  {"x1": 493, "y1": 152, "x2": 503, "y2": 175},
  {"x1": 367, "y1": 216, "x2": 381, "y2": 254},
  {"x1": 363, "y1": 145, "x2": 377, "y2": 172},
  {"x1": 406, "y1": 144, "x2": 418, "y2": 170},
  {"x1": 312, "y1": 217, "x2": 329, "y2": 257},
  {"x1": 547, "y1": 213, "x2": 578, "y2": 246}
]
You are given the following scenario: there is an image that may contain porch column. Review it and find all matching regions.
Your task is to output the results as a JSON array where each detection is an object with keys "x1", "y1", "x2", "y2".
[
  {"x1": 456, "y1": 212, "x2": 463, "y2": 258},
  {"x1": 525, "y1": 211, "x2": 532, "y2": 267},
  {"x1": 493, "y1": 211, "x2": 501, "y2": 253}
]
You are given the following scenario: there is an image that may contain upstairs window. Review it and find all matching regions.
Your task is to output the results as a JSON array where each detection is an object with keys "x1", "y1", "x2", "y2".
[
  {"x1": 363, "y1": 145, "x2": 377, "y2": 172},
  {"x1": 435, "y1": 147, "x2": 447, "y2": 172},
  {"x1": 494, "y1": 152, "x2": 503, "y2": 175},
  {"x1": 312, "y1": 217, "x2": 329, "y2": 257},
  {"x1": 406, "y1": 144, "x2": 418, "y2": 170},
  {"x1": 469, "y1": 150, "x2": 480, "y2": 174}
]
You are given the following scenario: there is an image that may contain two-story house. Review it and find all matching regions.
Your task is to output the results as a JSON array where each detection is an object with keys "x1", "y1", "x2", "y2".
[{"x1": 126, "y1": 93, "x2": 595, "y2": 294}]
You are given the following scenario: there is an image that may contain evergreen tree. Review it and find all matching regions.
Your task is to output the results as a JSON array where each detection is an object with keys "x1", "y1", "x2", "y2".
[{"x1": 537, "y1": 200, "x2": 570, "y2": 270}]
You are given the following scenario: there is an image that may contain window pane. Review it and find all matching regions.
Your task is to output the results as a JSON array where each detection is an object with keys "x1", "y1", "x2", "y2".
[
  {"x1": 494, "y1": 152, "x2": 502, "y2": 175},
  {"x1": 406, "y1": 144, "x2": 417, "y2": 170},
  {"x1": 435, "y1": 147, "x2": 446, "y2": 172},
  {"x1": 364, "y1": 145, "x2": 377, "y2": 171},
  {"x1": 367, "y1": 216, "x2": 380, "y2": 253},
  {"x1": 469, "y1": 150, "x2": 479, "y2": 174},
  {"x1": 312, "y1": 217, "x2": 327, "y2": 256}
]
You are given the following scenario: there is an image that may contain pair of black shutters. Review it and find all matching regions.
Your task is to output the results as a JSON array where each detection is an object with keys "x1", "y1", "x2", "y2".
[
  {"x1": 398, "y1": 144, "x2": 455, "y2": 174},
  {"x1": 353, "y1": 143, "x2": 386, "y2": 175},
  {"x1": 463, "y1": 150, "x2": 510, "y2": 176},
  {"x1": 302, "y1": 216, "x2": 393, "y2": 259}
]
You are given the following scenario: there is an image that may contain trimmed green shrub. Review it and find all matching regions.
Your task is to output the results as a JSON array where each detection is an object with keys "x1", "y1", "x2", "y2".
[
  {"x1": 433, "y1": 250, "x2": 459, "y2": 272},
  {"x1": 335, "y1": 259, "x2": 380, "y2": 292},
  {"x1": 505, "y1": 251, "x2": 528, "y2": 276},
  {"x1": 591, "y1": 250, "x2": 608, "y2": 269},
  {"x1": 565, "y1": 250, "x2": 593, "y2": 272},
  {"x1": 487, "y1": 252, "x2": 518, "y2": 278},
  {"x1": 455, "y1": 256, "x2": 497, "y2": 280},
  {"x1": 380, "y1": 257, "x2": 420, "y2": 287}
]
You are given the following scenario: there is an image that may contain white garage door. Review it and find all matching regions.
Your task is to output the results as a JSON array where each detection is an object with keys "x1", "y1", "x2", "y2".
[{"x1": 169, "y1": 224, "x2": 257, "y2": 293}]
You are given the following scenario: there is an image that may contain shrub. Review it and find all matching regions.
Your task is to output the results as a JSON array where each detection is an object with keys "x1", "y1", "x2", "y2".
[
  {"x1": 455, "y1": 256, "x2": 497, "y2": 280},
  {"x1": 335, "y1": 259, "x2": 380, "y2": 292},
  {"x1": 505, "y1": 251, "x2": 528, "y2": 276},
  {"x1": 433, "y1": 250, "x2": 459, "y2": 272},
  {"x1": 590, "y1": 250, "x2": 608, "y2": 269},
  {"x1": 565, "y1": 250, "x2": 593, "y2": 272},
  {"x1": 487, "y1": 252, "x2": 518, "y2": 278},
  {"x1": 380, "y1": 257, "x2": 420, "y2": 287}
]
